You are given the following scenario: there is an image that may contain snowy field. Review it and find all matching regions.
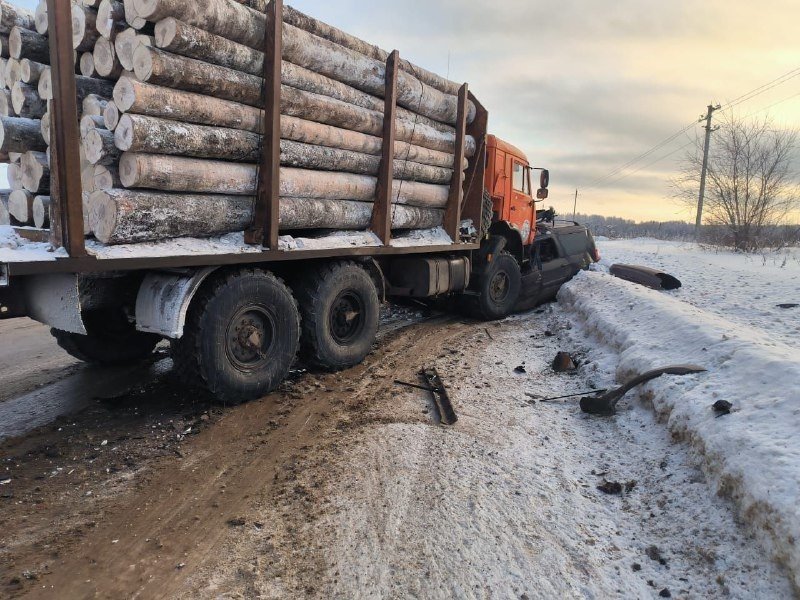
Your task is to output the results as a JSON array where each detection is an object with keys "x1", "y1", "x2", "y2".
[{"x1": 560, "y1": 239, "x2": 800, "y2": 589}]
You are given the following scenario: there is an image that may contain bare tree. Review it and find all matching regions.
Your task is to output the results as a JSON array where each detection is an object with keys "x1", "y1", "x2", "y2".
[{"x1": 674, "y1": 115, "x2": 798, "y2": 251}]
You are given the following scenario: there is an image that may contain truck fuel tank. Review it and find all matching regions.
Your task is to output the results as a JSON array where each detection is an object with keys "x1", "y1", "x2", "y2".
[{"x1": 388, "y1": 257, "x2": 471, "y2": 298}]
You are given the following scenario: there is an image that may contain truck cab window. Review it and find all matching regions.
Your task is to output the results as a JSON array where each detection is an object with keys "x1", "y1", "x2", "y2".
[{"x1": 513, "y1": 161, "x2": 525, "y2": 192}]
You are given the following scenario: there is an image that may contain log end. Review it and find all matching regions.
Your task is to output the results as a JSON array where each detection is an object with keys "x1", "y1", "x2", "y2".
[
  {"x1": 131, "y1": 44, "x2": 153, "y2": 82},
  {"x1": 80, "y1": 52, "x2": 95, "y2": 77},
  {"x1": 132, "y1": 0, "x2": 158, "y2": 20},
  {"x1": 112, "y1": 75, "x2": 136, "y2": 112},
  {"x1": 118, "y1": 151, "x2": 139, "y2": 188},
  {"x1": 34, "y1": 3, "x2": 49, "y2": 35},
  {"x1": 88, "y1": 189, "x2": 117, "y2": 244},
  {"x1": 114, "y1": 114, "x2": 133, "y2": 151},
  {"x1": 103, "y1": 101, "x2": 120, "y2": 130},
  {"x1": 8, "y1": 27, "x2": 22, "y2": 61},
  {"x1": 32, "y1": 195, "x2": 50, "y2": 229},
  {"x1": 153, "y1": 17, "x2": 177, "y2": 49}
]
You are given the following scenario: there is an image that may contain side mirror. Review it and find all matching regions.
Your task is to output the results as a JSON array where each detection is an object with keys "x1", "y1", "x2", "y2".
[
  {"x1": 540, "y1": 169, "x2": 550, "y2": 189},
  {"x1": 537, "y1": 189, "x2": 549, "y2": 200}
]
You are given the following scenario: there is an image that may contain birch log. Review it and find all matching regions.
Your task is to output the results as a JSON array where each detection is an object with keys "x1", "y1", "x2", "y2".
[
  {"x1": 85, "y1": 127, "x2": 119, "y2": 165},
  {"x1": 0, "y1": 2, "x2": 35, "y2": 35},
  {"x1": 0, "y1": 88, "x2": 9, "y2": 116},
  {"x1": 20, "y1": 58, "x2": 45, "y2": 84},
  {"x1": 8, "y1": 188, "x2": 33, "y2": 222},
  {"x1": 93, "y1": 37, "x2": 123, "y2": 78},
  {"x1": 93, "y1": 163, "x2": 120, "y2": 190},
  {"x1": 80, "y1": 114, "x2": 105, "y2": 138},
  {"x1": 154, "y1": 19, "x2": 453, "y2": 136},
  {"x1": 83, "y1": 93, "x2": 109, "y2": 116},
  {"x1": 10, "y1": 26, "x2": 49, "y2": 63},
  {"x1": 0, "y1": 116, "x2": 46, "y2": 152},
  {"x1": 118, "y1": 155, "x2": 449, "y2": 208},
  {"x1": 20, "y1": 150, "x2": 48, "y2": 193},
  {"x1": 0, "y1": 192, "x2": 10, "y2": 225},
  {"x1": 113, "y1": 79, "x2": 463, "y2": 168},
  {"x1": 103, "y1": 101, "x2": 119, "y2": 129},
  {"x1": 123, "y1": 0, "x2": 149, "y2": 30},
  {"x1": 80, "y1": 51, "x2": 97, "y2": 77},
  {"x1": 11, "y1": 82, "x2": 46, "y2": 118},
  {"x1": 38, "y1": 69, "x2": 114, "y2": 101},
  {"x1": 90, "y1": 188, "x2": 444, "y2": 244},
  {"x1": 32, "y1": 194, "x2": 49, "y2": 228},
  {"x1": 97, "y1": 0, "x2": 125, "y2": 39},
  {"x1": 72, "y1": 5, "x2": 100, "y2": 52},
  {"x1": 34, "y1": 0, "x2": 47, "y2": 35},
  {"x1": 115, "y1": 27, "x2": 152, "y2": 70}
]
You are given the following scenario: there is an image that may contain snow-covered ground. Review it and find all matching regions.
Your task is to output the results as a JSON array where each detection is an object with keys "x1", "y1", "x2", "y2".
[
  {"x1": 595, "y1": 239, "x2": 800, "y2": 346},
  {"x1": 559, "y1": 239, "x2": 800, "y2": 589}
]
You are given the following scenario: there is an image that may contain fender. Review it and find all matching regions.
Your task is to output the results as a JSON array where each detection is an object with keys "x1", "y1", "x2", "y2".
[
  {"x1": 135, "y1": 267, "x2": 219, "y2": 339},
  {"x1": 488, "y1": 221, "x2": 525, "y2": 262}
]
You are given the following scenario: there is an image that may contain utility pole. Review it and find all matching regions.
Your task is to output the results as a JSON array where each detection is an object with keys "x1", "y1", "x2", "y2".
[
  {"x1": 573, "y1": 189, "x2": 579, "y2": 221},
  {"x1": 696, "y1": 103, "x2": 721, "y2": 230}
]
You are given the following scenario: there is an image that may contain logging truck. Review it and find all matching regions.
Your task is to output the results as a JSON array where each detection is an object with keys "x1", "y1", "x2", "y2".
[{"x1": 0, "y1": 0, "x2": 595, "y2": 402}]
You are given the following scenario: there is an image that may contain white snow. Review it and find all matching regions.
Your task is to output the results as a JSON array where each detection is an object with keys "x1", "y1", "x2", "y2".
[
  {"x1": 390, "y1": 227, "x2": 453, "y2": 247},
  {"x1": 0, "y1": 226, "x2": 64, "y2": 262},
  {"x1": 559, "y1": 239, "x2": 800, "y2": 588},
  {"x1": 279, "y1": 231, "x2": 381, "y2": 251}
]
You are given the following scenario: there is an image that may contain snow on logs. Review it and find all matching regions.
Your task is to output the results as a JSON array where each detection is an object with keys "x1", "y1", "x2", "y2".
[{"x1": 2, "y1": 0, "x2": 478, "y2": 244}]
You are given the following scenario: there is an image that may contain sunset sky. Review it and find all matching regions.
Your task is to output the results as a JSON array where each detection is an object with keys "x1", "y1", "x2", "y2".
[{"x1": 10, "y1": 0, "x2": 800, "y2": 223}]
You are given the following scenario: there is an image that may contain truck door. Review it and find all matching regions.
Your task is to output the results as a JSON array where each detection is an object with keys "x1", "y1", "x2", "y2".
[
  {"x1": 537, "y1": 237, "x2": 571, "y2": 294},
  {"x1": 509, "y1": 159, "x2": 535, "y2": 244}
]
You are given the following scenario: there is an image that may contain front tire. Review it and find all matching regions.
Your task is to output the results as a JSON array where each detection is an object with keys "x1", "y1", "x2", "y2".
[
  {"x1": 171, "y1": 269, "x2": 300, "y2": 403},
  {"x1": 293, "y1": 261, "x2": 380, "y2": 372},
  {"x1": 471, "y1": 252, "x2": 522, "y2": 320}
]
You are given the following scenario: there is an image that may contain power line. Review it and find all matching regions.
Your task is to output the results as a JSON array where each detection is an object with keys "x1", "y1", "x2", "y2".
[{"x1": 587, "y1": 66, "x2": 800, "y2": 190}]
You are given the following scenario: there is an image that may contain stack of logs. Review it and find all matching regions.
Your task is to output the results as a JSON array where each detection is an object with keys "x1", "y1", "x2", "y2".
[{"x1": 0, "y1": 0, "x2": 477, "y2": 246}]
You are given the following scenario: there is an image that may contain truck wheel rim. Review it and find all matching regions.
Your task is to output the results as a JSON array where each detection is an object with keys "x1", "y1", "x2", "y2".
[
  {"x1": 489, "y1": 272, "x2": 510, "y2": 304},
  {"x1": 329, "y1": 291, "x2": 364, "y2": 345},
  {"x1": 225, "y1": 305, "x2": 275, "y2": 372}
]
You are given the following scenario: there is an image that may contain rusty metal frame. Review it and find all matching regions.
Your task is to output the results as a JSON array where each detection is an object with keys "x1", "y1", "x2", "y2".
[
  {"x1": 370, "y1": 49, "x2": 399, "y2": 245},
  {"x1": 460, "y1": 92, "x2": 489, "y2": 231},
  {"x1": 46, "y1": 0, "x2": 86, "y2": 257},
  {"x1": 245, "y1": 0, "x2": 283, "y2": 248},
  {"x1": 443, "y1": 83, "x2": 469, "y2": 241}
]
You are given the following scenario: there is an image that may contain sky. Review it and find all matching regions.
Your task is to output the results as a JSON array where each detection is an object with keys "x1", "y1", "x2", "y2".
[{"x1": 8, "y1": 0, "x2": 800, "y2": 223}]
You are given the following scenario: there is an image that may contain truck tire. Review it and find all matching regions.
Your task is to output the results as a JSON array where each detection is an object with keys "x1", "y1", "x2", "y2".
[
  {"x1": 471, "y1": 252, "x2": 522, "y2": 320},
  {"x1": 481, "y1": 189, "x2": 494, "y2": 238},
  {"x1": 293, "y1": 261, "x2": 380, "y2": 372},
  {"x1": 171, "y1": 269, "x2": 300, "y2": 404},
  {"x1": 51, "y1": 309, "x2": 160, "y2": 365}
]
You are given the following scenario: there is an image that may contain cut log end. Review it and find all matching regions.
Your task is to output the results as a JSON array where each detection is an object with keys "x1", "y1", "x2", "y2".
[
  {"x1": 131, "y1": 43, "x2": 153, "y2": 81},
  {"x1": 103, "y1": 101, "x2": 120, "y2": 130},
  {"x1": 32, "y1": 195, "x2": 50, "y2": 229},
  {"x1": 114, "y1": 114, "x2": 133, "y2": 150},
  {"x1": 153, "y1": 17, "x2": 176, "y2": 48},
  {"x1": 113, "y1": 75, "x2": 136, "y2": 111}
]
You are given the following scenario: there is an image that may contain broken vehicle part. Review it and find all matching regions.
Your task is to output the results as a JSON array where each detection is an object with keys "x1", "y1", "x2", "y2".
[
  {"x1": 580, "y1": 365, "x2": 707, "y2": 415},
  {"x1": 421, "y1": 368, "x2": 458, "y2": 426},
  {"x1": 610, "y1": 264, "x2": 682, "y2": 291}
]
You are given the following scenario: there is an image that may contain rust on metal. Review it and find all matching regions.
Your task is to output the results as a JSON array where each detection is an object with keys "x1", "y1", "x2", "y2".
[
  {"x1": 461, "y1": 92, "x2": 489, "y2": 232},
  {"x1": 443, "y1": 83, "x2": 469, "y2": 241},
  {"x1": 370, "y1": 49, "x2": 399, "y2": 245},
  {"x1": 46, "y1": 0, "x2": 86, "y2": 257},
  {"x1": 245, "y1": 0, "x2": 283, "y2": 248}
]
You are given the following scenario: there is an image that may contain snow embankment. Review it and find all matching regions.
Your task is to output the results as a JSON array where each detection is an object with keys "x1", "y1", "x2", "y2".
[{"x1": 560, "y1": 271, "x2": 800, "y2": 588}]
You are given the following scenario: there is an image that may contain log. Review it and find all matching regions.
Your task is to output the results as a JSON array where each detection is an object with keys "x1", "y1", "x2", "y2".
[
  {"x1": 11, "y1": 82, "x2": 46, "y2": 118},
  {"x1": 0, "y1": 34, "x2": 7, "y2": 59},
  {"x1": 128, "y1": 52, "x2": 469, "y2": 154},
  {"x1": 72, "y1": 5, "x2": 100, "y2": 52},
  {"x1": 282, "y1": 5, "x2": 461, "y2": 97},
  {"x1": 32, "y1": 194, "x2": 49, "y2": 228},
  {"x1": 38, "y1": 69, "x2": 114, "y2": 102},
  {"x1": 103, "y1": 100, "x2": 119, "y2": 130},
  {"x1": 134, "y1": 0, "x2": 471, "y2": 124},
  {"x1": 93, "y1": 37, "x2": 123, "y2": 78},
  {"x1": 0, "y1": 2, "x2": 35, "y2": 36},
  {"x1": 0, "y1": 88, "x2": 9, "y2": 116},
  {"x1": 34, "y1": 0, "x2": 47, "y2": 35},
  {"x1": 150, "y1": 18, "x2": 454, "y2": 136},
  {"x1": 9, "y1": 26, "x2": 49, "y2": 63},
  {"x1": 20, "y1": 58, "x2": 46, "y2": 84},
  {"x1": 0, "y1": 116, "x2": 46, "y2": 152},
  {"x1": 133, "y1": 0, "x2": 262, "y2": 49},
  {"x1": 93, "y1": 163, "x2": 120, "y2": 190},
  {"x1": 84, "y1": 127, "x2": 118, "y2": 165},
  {"x1": 113, "y1": 84, "x2": 466, "y2": 168},
  {"x1": 89, "y1": 188, "x2": 443, "y2": 244},
  {"x1": 7, "y1": 161, "x2": 21, "y2": 188},
  {"x1": 82, "y1": 163, "x2": 96, "y2": 193},
  {"x1": 83, "y1": 93, "x2": 109, "y2": 116},
  {"x1": 117, "y1": 152, "x2": 449, "y2": 207},
  {"x1": 123, "y1": 0, "x2": 149, "y2": 31},
  {"x1": 8, "y1": 188, "x2": 33, "y2": 223},
  {"x1": 39, "y1": 109, "x2": 48, "y2": 143},
  {"x1": 97, "y1": 0, "x2": 125, "y2": 39},
  {"x1": 20, "y1": 150, "x2": 49, "y2": 194},
  {"x1": 80, "y1": 114, "x2": 105, "y2": 138},
  {"x1": 3, "y1": 56, "x2": 19, "y2": 86},
  {"x1": 80, "y1": 51, "x2": 97, "y2": 77},
  {"x1": 115, "y1": 28, "x2": 152, "y2": 71},
  {"x1": 0, "y1": 191, "x2": 10, "y2": 225}
]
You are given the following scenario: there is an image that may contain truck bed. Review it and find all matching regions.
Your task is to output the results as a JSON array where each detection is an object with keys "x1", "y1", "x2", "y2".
[{"x1": 0, "y1": 225, "x2": 478, "y2": 278}]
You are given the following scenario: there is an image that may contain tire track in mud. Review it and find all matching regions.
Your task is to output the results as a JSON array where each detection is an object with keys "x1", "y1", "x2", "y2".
[{"x1": 17, "y1": 315, "x2": 472, "y2": 599}]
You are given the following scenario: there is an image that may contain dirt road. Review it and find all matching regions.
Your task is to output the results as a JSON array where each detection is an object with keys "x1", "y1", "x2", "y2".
[{"x1": 0, "y1": 308, "x2": 793, "y2": 598}]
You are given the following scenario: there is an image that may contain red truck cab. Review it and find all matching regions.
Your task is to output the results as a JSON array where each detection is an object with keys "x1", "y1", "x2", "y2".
[{"x1": 484, "y1": 135, "x2": 549, "y2": 248}]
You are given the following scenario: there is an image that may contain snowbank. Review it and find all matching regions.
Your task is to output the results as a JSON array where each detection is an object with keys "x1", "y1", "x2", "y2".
[{"x1": 560, "y1": 271, "x2": 800, "y2": 588}]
